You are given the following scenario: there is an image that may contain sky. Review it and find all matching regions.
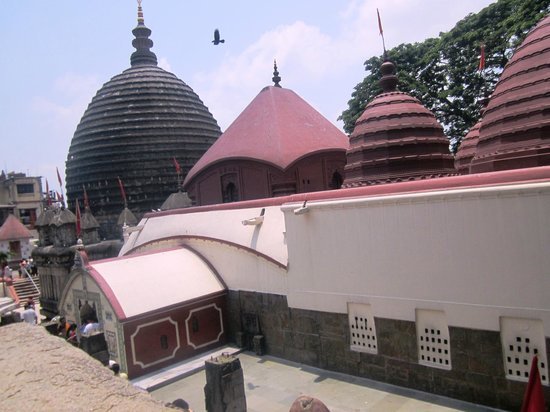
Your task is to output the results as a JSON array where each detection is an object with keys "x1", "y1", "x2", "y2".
[{"x1": 1, "y1": 0, "x2": 495, "y2": 193}]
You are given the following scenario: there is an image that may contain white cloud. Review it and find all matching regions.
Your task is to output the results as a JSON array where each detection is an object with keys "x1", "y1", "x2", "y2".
[
  {"x1": 193, "y1": 16, "x2": 368, "y2": 131},
  {"x1": 191, "y1": 0, "x2": 494, "y2": 132},
  {"x1": 27, "y1": 73, "x2": 101, "y2": 187}
]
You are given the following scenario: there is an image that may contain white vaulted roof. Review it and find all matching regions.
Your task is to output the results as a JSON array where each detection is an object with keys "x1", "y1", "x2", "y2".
[{"x1": 87, "y1": 247, "x2": 225, "y2": 320}]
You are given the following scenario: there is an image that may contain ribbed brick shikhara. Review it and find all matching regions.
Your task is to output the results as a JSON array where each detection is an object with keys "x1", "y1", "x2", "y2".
[
  {"x1": 343, "y1": 60, "x2": 455, "y2": 187},
  {"x1": 471, "y1": 15, "x2": 550, "y2": 173},
  {"x1": 65, "y1": 7, "x2": 220, "y2": 239},
  {"x1": 455, "y1": 120, "x2": 482, "y2": 174}
]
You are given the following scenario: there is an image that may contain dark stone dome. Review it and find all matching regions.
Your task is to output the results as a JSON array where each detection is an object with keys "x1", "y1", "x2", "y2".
[
  {"x1": 470, "y1": 14, "x2": 550, "y2": 173},
  {"x1": 65, "y1": 4, "x2": 221, "y2": 239},
  {"x1": 343, "y1": 60, "x2": 455, "y2": 186},
  {"x1": 454, "y1": 120, "x2": 481, "y2": 175}
]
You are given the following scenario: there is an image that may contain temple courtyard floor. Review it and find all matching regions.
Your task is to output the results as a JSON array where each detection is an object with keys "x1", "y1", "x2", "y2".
[{"x1": 145, "y1": 349, "x2": 502, "y2": 412}]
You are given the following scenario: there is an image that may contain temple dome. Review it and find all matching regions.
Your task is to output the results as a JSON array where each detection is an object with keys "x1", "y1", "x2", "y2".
[
  {"x1": 65, "y1": 4, "x2": 220, "y2": 239},
  {"x1": 184, "y1": 85, "x2": 349, "y2": 186},
  {"x1": 344, "y1": 60, "x2": 455, "y2": 186},
  {"x1": 455, "y1": 120, "x2": 482, "y2": 175},
  {"x1": 470, "y1": 15, "x2": 550, "y2": 173}
]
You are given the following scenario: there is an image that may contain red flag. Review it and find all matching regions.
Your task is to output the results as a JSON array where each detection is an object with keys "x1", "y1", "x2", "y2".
[
  {"x1": 173, "y1": 157, "x2": 181, "y2": 174},
  {"x1": 82, "y1": 185, "x2": 89, "y2": 209},
  {"x1": 478, "y1": 44, "x2": 486, "y2": 71},
  {"x1": 521, "y1": 355, "x2": 546, "y2": 412},
  {"x1": 377, "y1": 8, "x2": 383, "y2": 36},
  {"x1": 46, "y1": 179, "x2": 52, "y2": 206},
  {"x1": 56, "y1": 167, "x2": 63, "y2": 187},
  {"x1": 117, "y1": 177, "x2": 127, "y2": 205},
  {"x1": 75, "y1": 199, "x2": 81, "y2": 237}
]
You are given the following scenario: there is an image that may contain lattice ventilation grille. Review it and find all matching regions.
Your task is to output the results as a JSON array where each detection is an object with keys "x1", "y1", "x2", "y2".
[
  {"x1": 416, "y1": 309, "x2": 452, "y2": 370},
  {"x1": 500, "y1": 317, "x2": 548, "y2": 385},
  {"x1": 348, "y1": 303, "x2": 377, "y2": 354}
]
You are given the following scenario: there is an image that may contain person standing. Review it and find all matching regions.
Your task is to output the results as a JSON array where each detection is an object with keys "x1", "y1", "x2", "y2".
[
  {"x1": 2, "y1": 263, "x2": 12, "y2": 281},
  {"x1": 19, "y1": 259, "x2": 27, "y2": 278},
  {"x1": 21, "y1": 304, "x2": 37, "y2": 325}
]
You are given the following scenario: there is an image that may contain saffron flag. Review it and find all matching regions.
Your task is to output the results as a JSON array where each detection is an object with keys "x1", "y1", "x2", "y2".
[
  {"x1": 377, "y1": 8, "x2": 383, "y2": 36},
  {"x1": 173, "y1": 157, "x2": 181, "y2": 174},
  {"x1": 478, "y1": 44, "x2": 486, "y2": 71},
  {"x1": 75, "y1": 199, "x2": 81, "y2": 237},
  {"x1": 521, "y1": 355, "x2": 546, "y2": 412},
  {"x1": 117, "y1": 177, "x2": 127, "y2": 204},
  {"x1": 56, "y1": 167, "x2": 63, "y2": 187},
  {"x1": 82, "y1": 185, "x2": 89, "y2": 209}
]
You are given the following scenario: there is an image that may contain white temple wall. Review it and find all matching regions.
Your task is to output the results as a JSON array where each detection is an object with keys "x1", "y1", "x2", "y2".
[
  {"x1": 60, "y1": 272, "x2": 126, "y2": 369},
  {"x1": 282, "y1": 182, "x2": 550, "y2": 332},
  {"x1": 183, "y1": 238, "x2": 288, "y2": 295},
  {"x1": 121, "y1": 205, "x2": 288, "y2": 266}
]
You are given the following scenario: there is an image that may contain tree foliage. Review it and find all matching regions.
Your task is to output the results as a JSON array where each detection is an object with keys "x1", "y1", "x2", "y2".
[{"x1": 340, "y1": 0, "x2": 550, "y2": 152}]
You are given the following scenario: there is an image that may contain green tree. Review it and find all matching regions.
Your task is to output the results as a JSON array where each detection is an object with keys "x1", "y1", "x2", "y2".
[{"x1": 340, "y1": 0, "x2": 550, "y2": 152}]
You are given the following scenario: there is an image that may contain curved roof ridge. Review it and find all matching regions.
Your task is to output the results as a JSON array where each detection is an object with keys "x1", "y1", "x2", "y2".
[
  {"x1": 184, "y1": 85, "x2": 348, "y2": 186},
  {"x1": 0, "y1": 215, "x2": 33, "y2": 241}
]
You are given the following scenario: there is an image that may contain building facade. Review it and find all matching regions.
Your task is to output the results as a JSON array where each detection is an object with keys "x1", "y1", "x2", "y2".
[{"x1": 0, "y1": 172, "x2": 43, "y2": 230}]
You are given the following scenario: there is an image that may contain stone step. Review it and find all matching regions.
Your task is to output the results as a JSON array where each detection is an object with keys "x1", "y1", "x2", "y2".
[{"x1": 12, "y1": 277, "x2": 41, "y2": 307}]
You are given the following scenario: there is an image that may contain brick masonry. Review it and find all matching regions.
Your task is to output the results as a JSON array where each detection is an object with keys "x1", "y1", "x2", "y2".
[{"x1": 227, "y1": 290, "x2": 550, "y2": 410}]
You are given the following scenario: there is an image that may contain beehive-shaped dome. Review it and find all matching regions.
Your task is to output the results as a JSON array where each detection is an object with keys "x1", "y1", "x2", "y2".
[
  {"x1": 470, "y1": 15, "x2": 550, "y2": 173},
  {"x1": 455, "y1": 120, "x2": 482, "y2": 174},
  {"x1": 344, "y1": 60, "x2": 455, "y2": 186},
  {"x1": 65, "y1": 3, "x2": 221, "y2": 238}
]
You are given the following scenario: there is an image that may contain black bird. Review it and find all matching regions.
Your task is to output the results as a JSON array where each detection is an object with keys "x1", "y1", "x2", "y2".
[{"x1": 212, "y1": 29, "x2": 225, "y2": 45}]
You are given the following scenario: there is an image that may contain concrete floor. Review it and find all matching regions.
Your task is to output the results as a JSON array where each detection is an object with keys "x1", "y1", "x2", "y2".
[{"x1": 150, "y1": 352, "x2": 501, "y2": 412}]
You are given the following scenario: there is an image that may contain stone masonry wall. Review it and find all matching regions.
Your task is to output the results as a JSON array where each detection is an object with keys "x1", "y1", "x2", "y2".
[{"x1": 227, "y1": 290, "x2": 550, "y2": 411}]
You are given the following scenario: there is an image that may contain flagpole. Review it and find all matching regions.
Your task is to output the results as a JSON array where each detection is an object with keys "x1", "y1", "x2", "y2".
[
  {"x1": 56, "y1": 167, "x2": 65, "y2": 207},
  {"x1": 478, "y1": 43, "x2": 488, "y2": 105},
  {"x1": 173, "y1": 157, "x2": 182, "y2": 191},
  {"x1": 377, "y1": 8, "x2": 387, "y2": 58},
  {"x1": 75, "y1": 198, "x2": 81, "y2": 239}
]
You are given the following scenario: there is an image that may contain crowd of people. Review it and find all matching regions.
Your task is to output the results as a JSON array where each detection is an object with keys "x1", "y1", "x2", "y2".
[{"x1": 1, "y1": 258, "x2": 38, "y2": 282}]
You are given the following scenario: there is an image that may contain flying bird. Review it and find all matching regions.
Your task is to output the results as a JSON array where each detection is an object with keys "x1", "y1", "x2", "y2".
[{"x1": 212, "y1": 29, "x2": 225, "y2": 45}]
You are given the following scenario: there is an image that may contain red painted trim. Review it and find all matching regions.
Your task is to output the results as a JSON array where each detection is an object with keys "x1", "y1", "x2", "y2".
[
  {"x1": 184, "y1": 148, "x2": 348, "y2": 188},
  {"x1": 121, "y1": 291, "x2": 227, "y2": 323},
  {"x1": 123, "y1": 235, "x2": 287, "y2": 269},
  {"x1": 179, "y1": 244, "x2": 228, "y2": 289},
  {"x1": 147, "y1": 166, "x2": 550, "y2": 219},
  {"x1": 85, "y1": 265, "x2": 126, "y2": 320}
]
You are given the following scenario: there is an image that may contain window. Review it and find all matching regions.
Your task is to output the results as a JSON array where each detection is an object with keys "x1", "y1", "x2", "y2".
[
  {"x1": 348, "y1": 303, "x2": 378, "y2": 354},
  {"x1": 500, "y1": 317, "x2": 548, "y2": 385},
  {"x1": 330, "y1": 171, "x2": 343, "y2": 189},
  {"x1": 16, "y1": 184, "x2": 34, "y2": 194},
  {"x1": 221, "y1": 174, "x2": 239, "y2": 203},
  {"x1": 223, "y1": 182, "x2": 238, "y2": 203},
  {"x1": 192, "y1": 316, "x2": 199, "y2": 333},
  {"x1": 416, "y1": 309, "x2": 451, "y2": 370},
  {"x1": 160, "y1": 335, "x2": 169, "y2": 349}
]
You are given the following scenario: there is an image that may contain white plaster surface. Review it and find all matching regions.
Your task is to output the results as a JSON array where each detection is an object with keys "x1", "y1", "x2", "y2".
[
  {"x1": 90, "y1": 248, "x2": 225, "y2": 319},
  {"x1": 120, "y1": 205, "x2": 288, "y2": 266}
]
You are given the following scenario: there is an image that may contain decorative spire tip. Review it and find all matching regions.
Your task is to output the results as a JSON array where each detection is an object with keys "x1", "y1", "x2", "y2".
[
  {"x1": 272, "y1": 59, "x2": 282, "y2": 87},
  {"x1": 137, "y1": 0, "x2": 144, "y2": 25}
]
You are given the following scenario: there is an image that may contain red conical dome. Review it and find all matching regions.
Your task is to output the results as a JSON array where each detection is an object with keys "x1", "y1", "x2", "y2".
[
  {"x1": 455, "y1": 120, "x2": 482, "y2": 175},
  {"x1": 344, "y1": 61, "x2": 455, "y2": 186},
  {"x1": 470, "y1": 15, "x2": 550, "y2": 173}
]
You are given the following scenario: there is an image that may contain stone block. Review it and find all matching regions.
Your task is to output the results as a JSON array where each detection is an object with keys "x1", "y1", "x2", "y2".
[
  {"x1": 385, "y1": 358, "x2": 411, "y2": 386},
  {"x1": 204, "y1": 354, "x2": 246, "y2": 412},
  {"x1": 358, "y1": 362, "x2": 386, "y2": 382},
  {"x1": 290, "y1": 310, "x2": 319, "y2": 335},
  {"x1": 253, "y1": 335, "x2": 264, "y2": 355},
  {"x1": 234, "y1": 331, "x2": 246, "y2": 348},
  {"x1": 80, "y1": 333, "x2": 108, "y2": 356}
]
